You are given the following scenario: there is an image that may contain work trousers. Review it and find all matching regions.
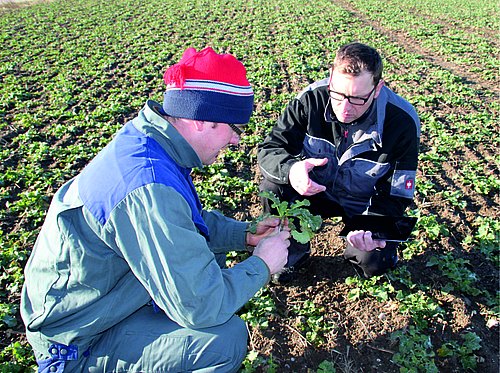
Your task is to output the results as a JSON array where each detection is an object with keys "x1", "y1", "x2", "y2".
[
  {"x1": 34, "y1": 254, "x2": 247, "y2": 373},
  {"x1": 37, "y1": 306, "x2": 248, "y2": 373},
  {"x1": 260, "y1": 178, "x2": 398, "y2": 277}
]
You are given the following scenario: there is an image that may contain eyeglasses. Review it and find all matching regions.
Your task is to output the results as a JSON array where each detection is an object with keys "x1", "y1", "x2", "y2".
[
  {"x1": 227, "y1": 123, "x2": 245, "y2": 136},
  {"x1": 328, "y1": 85, "x2": 376, "y2": 106}
]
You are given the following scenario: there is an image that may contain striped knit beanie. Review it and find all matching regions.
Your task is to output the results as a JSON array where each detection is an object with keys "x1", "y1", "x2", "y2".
[{"x1": 163, "y1": 47, "x2": 254, "y2": 125}]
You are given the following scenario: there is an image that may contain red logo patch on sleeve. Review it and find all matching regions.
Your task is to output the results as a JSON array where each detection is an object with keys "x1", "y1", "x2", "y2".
[{"x1": 405, "y1": 178, "x2": 414, "y2": 190}]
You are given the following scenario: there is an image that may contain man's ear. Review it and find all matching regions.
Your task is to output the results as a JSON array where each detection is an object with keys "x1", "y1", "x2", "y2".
[
  {"x1": 192, "y1": 120, "x2": 206, "y2": 132},
  {"x1": 374, "y1": 79, "x2": 385, "y2": 98}
]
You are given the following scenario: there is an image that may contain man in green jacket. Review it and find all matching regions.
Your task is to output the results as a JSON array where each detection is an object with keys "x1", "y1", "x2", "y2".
[{"x1": 21, "y1": 47, "x2": 290, "y2": 372}]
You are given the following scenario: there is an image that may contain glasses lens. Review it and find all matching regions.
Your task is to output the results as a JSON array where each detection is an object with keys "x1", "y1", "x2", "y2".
[
  {"x1": 349, "y1": 97, "x2": 366, "y2": 106},
  {"x1": 329, "y1": 90, "x2": 344, "y2": 101}
]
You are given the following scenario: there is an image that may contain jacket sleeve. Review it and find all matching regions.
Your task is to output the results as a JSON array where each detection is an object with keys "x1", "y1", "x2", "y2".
[
  {"x1": 367, "y1": 110, "x2": 420, "y2": 217},
  {"x1": 105, "y1": 183, "x2": 269, "y2": 329},
  {"x1": 201, "y1": 209, "x2": 249, "y2": 253},
  {"x1": 257, "y1": 98, "x2": 309, "y2": 184}
]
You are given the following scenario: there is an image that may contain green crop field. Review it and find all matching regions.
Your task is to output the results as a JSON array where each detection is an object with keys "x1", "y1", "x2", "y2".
[{"x1": 0, "y1": 0, "x2": 498, "y2": 371}]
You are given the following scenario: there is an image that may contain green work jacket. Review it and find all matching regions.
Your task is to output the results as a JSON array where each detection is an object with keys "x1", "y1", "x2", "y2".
[{"x1": 21, "y1": 100, "x2": 269, "y2": 354}]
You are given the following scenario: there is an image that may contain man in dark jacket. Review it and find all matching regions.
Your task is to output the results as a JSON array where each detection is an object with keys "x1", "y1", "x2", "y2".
[{"x1": 258, "y1": 42, "x2": 420, "y2": 282}]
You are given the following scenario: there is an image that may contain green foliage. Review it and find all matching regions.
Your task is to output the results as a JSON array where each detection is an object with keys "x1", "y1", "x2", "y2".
[
  {"x1": 437, "y1": 332, "x2": 482, "y2": 371},
  {"x1": 317, "y1": 360, "x2": 336, "y2": 373},
  {"x1": 426, "y1": 253, "x2": 482, "y2": 296},
  {"x1": 193, "y1": 163, "x2": 257, "y2": 210},
  {"x1": 456, "y1": 159, "x2": 500, "y2": 195},
  {"x1": 441, "y1": 190, "x2": 467, "y2": 209},
  {"x1": 292, "y1": 300, "x2": 334, "y2": 346},
  {"x1": 0, "y1": 341, "x2": 35, "y2": 372},
  {"x1": 391, "y1": 326, "x2": 439, "y2": 373},
  {"x1": 395, "y1": 290, "x2": 442, "y2": 329},
  {"x1": 463, "y1": 216, "x2": 499, "y2": 263},
  {"x1": 345, "y1": 275, "x2": 395, "y2": 302},
  {"x1": 253, "y1": 191, "x2": 322, "y2": 244},
  {"x1": 239, "y1": 288, "x2": 276, "y2": 329},
  {"x1": 0, "y1": 303, "x2": 18, "y2": 328},
  {"x1": 415, "y1": 213, "x2": 449, "y2": 241},
  {"x1": 240, "y1": 351, "x2": 278, "y2": 373}
]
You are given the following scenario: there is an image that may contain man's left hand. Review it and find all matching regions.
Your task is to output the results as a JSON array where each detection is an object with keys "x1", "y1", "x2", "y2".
[
  {"x1": 346, "y1": 230, "x2": 386, "y2": 251},
  {"x1": 247, "y1": 217, "x2": 289, "y2": 247}
]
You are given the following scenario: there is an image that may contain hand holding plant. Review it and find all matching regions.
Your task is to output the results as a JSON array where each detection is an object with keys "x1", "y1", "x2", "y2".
[
  {"x1": 253, "y1": 229, "x2": 291, "y2": 275},
  {"x1": 246, "y1": 216, "x2": 289, "y2": 247},
  {"x1": 249, "y1": 191, "x2": 323, "y2": 244}
]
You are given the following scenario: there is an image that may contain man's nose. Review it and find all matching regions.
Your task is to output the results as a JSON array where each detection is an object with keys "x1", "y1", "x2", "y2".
[
  {"x1": 230, "y1": 133, "x2": 240, "y2": 145},
  {"x1": 339, "y1": 98, "x2": 352, "y2": 110}
]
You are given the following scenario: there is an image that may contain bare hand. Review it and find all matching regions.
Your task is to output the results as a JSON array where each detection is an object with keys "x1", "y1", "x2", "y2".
[
  {"x1": 289, "y1": 158, "x2": 328, "y2": 196},
  {"x1": 252, "y1": 229, "x2": 290, "y2": 274},
  {"x1": 347, "y1": 230, "x2": 386, "y2": 252},
  {"x1": 247, "y1": 217, "x2": 289, "y2": 247}
]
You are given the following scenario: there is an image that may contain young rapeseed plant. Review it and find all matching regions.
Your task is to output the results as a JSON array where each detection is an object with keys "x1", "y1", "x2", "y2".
[{"x1": 249, "y1": 191, "x2": 322, "y2": 244}]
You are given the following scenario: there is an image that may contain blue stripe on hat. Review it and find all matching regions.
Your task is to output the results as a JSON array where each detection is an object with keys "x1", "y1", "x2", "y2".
[{"x1": 165, "y1": 79, "x2": 253, "y2": 97}]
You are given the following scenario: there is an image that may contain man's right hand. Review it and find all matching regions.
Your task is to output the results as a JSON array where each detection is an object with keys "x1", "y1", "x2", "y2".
[
  {"x1": 252, "y1": 229, "x2": 290, "y2": 275},
  {"x1": 289, "y1": 158, "x2": 328, "y2": 196}
]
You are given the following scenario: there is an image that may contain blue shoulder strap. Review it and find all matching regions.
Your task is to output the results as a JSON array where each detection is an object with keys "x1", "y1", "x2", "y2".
[{"x1": 78, "y1": 121, "x2": 209, "y2": 238}]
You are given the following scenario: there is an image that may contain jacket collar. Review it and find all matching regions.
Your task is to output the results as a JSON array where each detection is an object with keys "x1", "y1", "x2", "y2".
[{"x1": 135, "y1": 100, "x2": 203, "y2": 169}]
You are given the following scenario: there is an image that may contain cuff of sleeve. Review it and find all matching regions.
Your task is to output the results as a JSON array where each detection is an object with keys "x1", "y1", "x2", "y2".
[
  {"x1": 246, "y1": 255, "x2": 271, "y2": 285},
  {"x1": 282, "y1": 159, "x2": 298, "y2": 184},
  {"x1": 233, "y1": 221, "x2": 249, "y2": 249}
]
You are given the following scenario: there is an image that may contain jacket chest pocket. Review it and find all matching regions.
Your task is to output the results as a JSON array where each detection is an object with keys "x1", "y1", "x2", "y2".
[
  {"x1": 337, "y1": 158, "x2": 390, "y2": 198},
  {"x1": 302, "y1": 135, "x2": 338, "y2": 187}
]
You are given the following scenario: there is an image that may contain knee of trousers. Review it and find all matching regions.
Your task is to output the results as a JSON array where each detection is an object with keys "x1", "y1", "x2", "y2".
[
  {"x1": 211, "y1": 315, "x2": 248, "y2": 371},
  {"x1": 343, "y1": 242, "x2": 398, "y2": 277}
]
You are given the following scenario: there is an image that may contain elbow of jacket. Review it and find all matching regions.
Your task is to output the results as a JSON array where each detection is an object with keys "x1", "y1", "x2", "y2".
[{"x1": 173, "y1": 308, "x2": 233, "y2": 330}]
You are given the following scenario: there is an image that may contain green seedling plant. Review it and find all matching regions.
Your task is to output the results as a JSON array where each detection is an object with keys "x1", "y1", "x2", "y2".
[
  {"x1": 345, "y1": 275, "x2": 395, "y2": 302},
  {"x1": 293, "y1": 300, "x2": 334, "y2": 346},
  {"x1": 441, "y1": 190, "x2": 467, "y2": 209},
  {"x1": 0, "y1": 341, "x2": 35, "y2": 373},
  {"x1": 463, "y1": 216, "x2": 499, "y2": 263},
  {"x1": 241, "y1": 351, "x2": 278, "y2": 373},
  {"x1": 391, "y1": 326, "x2": 439, "y2": 373},
  {"x1": 415, "y1": 213, "x2": 449, "y2": 241},
  {"x1": 426, "y1": 253, "x2": 483, "y2": 296},
  {"x1": 316, "y1": 360, "x2": 336, "y2": 373},
  {"x1": 239, "y1": 288, "x2": 276, "y2": 329},
  {"x1": 395, "y1": 290, "x2": 443, "y2": 329},
  {"x1": 437, "y1": 332, "x2": 482, "y2": 371},
  {"x1": 250, "y1": 191, "x2": 322, "y2": 244}
]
